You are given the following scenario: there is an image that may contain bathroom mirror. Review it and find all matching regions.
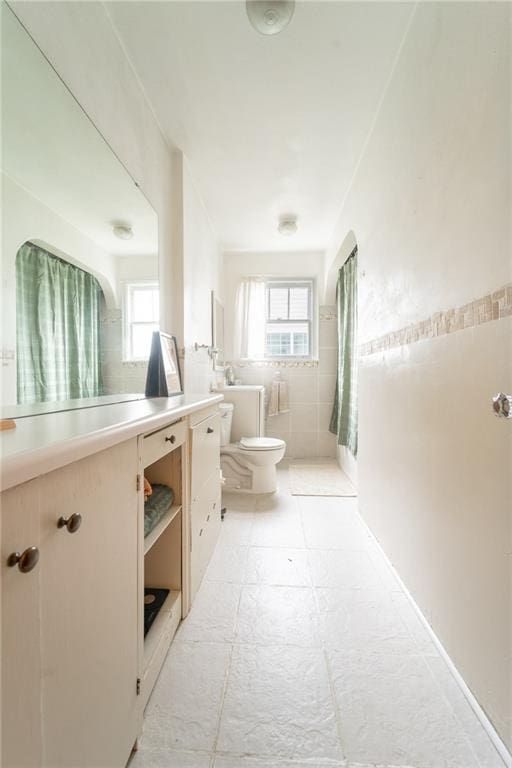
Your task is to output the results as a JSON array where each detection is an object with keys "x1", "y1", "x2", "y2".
[
  {"x1": 1, "y1": 5, "x2": 159, "y2": 418},
  {"x1": 211, "y1": 291, "x2": 225, "y2": 370}
]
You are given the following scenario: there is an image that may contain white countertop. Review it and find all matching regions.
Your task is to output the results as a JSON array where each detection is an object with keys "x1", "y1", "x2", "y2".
[{"x1": 0, "y1": 394, "x2": 223, "y2": 492}]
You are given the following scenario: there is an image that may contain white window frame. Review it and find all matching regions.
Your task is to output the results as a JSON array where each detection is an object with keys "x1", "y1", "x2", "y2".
[
  {"x1": 264, "y1": 278, "x2": 316, "y2": 360},
  {"x1": 122, "y1": 281, "x2": 159, "y2": 362}
]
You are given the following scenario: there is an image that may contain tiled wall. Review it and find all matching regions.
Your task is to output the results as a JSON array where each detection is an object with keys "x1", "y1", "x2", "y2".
[
  {"x1": 233, "y1": 305, "x2": 339, "y2": 460},
  {"x1": 360, "y1": 284, "x2": 512, "y2": 357},
  {"x1": 100, "y1": 307, "x2": 147, "y2": 395}
]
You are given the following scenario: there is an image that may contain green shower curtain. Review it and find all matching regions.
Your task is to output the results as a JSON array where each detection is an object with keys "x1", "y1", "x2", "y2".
[
  {"x1": 16, "y1": 242, "x2": 103, "y2": 404},
  {"x1": 329, "y1": 248, "x2": 358, "y2": 455}
]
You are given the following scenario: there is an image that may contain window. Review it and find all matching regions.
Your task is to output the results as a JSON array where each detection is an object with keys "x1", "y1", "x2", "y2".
[
  {"x1": 265, "y1": 280, "x2": 313, "y2": 358},
  {"x1": 124, "y1": 282, "x2": 159, "y2": 361}
]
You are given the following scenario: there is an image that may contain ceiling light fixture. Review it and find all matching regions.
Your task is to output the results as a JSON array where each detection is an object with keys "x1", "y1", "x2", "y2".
[
  {"x1": 112, "y1": 222, "x2": 133, "y2": 241},
  {"x1": 246, "y1": 0, "x2": 295, "y2": 36},
  {"x1": 278, "y1": 216, "x2": 298, "y2": 236}
]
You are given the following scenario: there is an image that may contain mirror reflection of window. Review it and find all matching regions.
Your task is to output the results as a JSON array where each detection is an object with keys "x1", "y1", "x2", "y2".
[
  {"x1": 16, "y1": 241, "x2": 103, "y2": 404},
  {"x1": 124, "y1": 282, "x2": 160, "y2": 361}
]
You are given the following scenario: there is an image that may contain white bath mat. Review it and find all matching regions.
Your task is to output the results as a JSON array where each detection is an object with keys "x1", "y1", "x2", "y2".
[{"x1": 289, "y1": 460, "x2": 357, "y2": 497}]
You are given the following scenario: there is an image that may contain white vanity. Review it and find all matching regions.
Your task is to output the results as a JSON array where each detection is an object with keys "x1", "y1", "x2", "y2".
[{"x1": 0, "y1": 394, "x2": 223, "y2": 768}]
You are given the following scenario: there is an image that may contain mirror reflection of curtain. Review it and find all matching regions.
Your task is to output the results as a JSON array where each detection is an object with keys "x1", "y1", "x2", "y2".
[
  {"x1": 234, "y1": 277, "x2": 266, "y2": 359},
  {"x1": 16, "y1": 242, "x2": 103, "y2": 404},
  {"x1": 329, "y1": 247, "x2": 358, "y2": 455}
]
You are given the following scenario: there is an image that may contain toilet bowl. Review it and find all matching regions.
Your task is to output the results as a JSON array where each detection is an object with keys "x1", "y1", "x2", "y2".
[{"x1": 219, "y1": 402, "x2": 286, "y2": 494}]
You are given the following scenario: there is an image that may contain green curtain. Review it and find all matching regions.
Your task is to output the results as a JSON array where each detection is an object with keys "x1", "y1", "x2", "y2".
[
  {"x1": 16, "y1": 242, "x2": 103, "y2": 404},
  {"x1": 329, "y1": 248, "x2": 358, "y2": 455}
]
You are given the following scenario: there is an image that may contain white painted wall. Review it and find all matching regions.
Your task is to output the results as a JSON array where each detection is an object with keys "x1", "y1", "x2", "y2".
[
  {"x1": 325, "y1": 2, "x2": 511, "y2": 751},
  {"x1": 182, "y1": 159, "x2": 222, "y2": 394}
]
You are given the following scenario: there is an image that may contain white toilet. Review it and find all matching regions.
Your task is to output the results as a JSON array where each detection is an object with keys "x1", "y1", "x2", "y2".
[{"x1": 219, "y1": 386, "x2": 286, "y2": 494}]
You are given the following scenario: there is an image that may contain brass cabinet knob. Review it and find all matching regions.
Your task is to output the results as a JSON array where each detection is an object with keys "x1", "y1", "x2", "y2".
[
  {"x1": 57, "y1": 512, "x2": 82, "y2": 533},
  {"x1": 7, "y1": 546, "x2": 39, "y2": 573}
]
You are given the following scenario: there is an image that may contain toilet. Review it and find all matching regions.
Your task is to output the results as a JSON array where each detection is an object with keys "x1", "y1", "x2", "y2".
[{"x1": 219, "y1": 388, "x2": 286, "y2": 494}]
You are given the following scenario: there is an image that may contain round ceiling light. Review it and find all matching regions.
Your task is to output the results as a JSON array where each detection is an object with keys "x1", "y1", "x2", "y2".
[
  {"x1": 112, "y1": 222, "x2": 133, "y2": 241},
  {"x1": 278, "y1": 216, "x2": 298, "y2": 236},
  {"x1": 246, "y1": 1, "x2": 295, "y2": 36}
]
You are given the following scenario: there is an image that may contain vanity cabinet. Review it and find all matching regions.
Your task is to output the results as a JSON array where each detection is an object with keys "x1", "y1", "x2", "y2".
[
  {"x1": 0, "y1": 397, "x2": 222, "y2": 768},
  {"x1": 1, "y1": 440, "x2": 139, "y2": 768}
]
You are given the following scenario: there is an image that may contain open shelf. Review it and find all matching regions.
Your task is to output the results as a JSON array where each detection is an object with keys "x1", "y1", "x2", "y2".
[
  {"x1": 144, "y1": 504, "x2": 182, "y2": 555},
  {"x1": 143, "y1": 589, "x2": 181, "y2": 670}
]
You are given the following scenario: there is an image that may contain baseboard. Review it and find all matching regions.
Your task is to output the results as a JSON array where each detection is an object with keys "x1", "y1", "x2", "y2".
[{"x1": 362, "y1": 520, "x2": 512, "y2": 767}]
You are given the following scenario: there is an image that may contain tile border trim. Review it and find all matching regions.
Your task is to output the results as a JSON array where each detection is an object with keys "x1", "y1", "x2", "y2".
[
  {"x1": 236, "y1": 359, "x2": 319, "y2": 369},
  {"x1": 359, "y1": 283, "x2": 512, "y2": 357}
]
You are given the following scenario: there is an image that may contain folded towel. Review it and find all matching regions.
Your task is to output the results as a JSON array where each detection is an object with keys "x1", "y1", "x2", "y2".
[
  {"x1": 268, "y1": 375, "x2": 290, "y2": 417},
  {"x1": 144, "y1": 484, "x2": 175, "y2": 537},
  {"x1": 278, "y1": 378, "x2": 289, "y2": 412}
]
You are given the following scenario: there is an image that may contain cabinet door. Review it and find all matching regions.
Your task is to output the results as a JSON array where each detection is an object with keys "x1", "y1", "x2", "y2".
[
  {"x1": 190, "y1": 413, "x2": 220, "y2": 501},
  {"x1": 38, "y1": 440, "x2": 139, "y2": 768},
  {"x1": 1, "y1": 479, "x2": 42, "y2": 768}
]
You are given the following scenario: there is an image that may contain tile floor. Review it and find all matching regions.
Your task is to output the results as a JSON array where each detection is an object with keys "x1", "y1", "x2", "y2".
[{"x1": 131, "y1": 468, "x2": 506, "y2": 768}]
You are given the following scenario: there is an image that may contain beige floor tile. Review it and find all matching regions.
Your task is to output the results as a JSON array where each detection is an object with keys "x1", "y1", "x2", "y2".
[
  {"x1": 235, "y1": 585, "x2": 320, "y2": 647},
  {"x1": 245, "y1": 546, "x2": 311, "y2": 586},
  {"x1": 217, "y1": 644, "x2": 343, "y2": 761},
  {"x1": 328, "y1": 650, "x2": 478, "y2": 767},
  {"x1": 142, "y1": 642, "x2": 231, "y2": 752},
  {"x1": 176, "y1": 581, "x2": 241, "y2": 643}
]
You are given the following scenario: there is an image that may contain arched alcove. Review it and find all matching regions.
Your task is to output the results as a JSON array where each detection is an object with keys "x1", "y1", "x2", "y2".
[{"x1": 27, "y1": 238, "x2": 116, "y2": 308}]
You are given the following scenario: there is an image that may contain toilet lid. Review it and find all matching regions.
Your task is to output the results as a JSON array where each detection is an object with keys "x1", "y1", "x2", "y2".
[{"x1": 239, "y1": 437, "x2": 286, "y2": 451}]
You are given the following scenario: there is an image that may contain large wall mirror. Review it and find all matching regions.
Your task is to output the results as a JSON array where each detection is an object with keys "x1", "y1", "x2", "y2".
[{"x1": 1, "y1": 5, "x2": 159, "y2": 418}]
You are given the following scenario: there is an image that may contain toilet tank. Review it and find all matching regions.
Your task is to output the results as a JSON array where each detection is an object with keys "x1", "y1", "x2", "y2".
[
  {"x1": 219, "y1": 385, "x2": 265, "y2": 441},
  {"x1": 219, "y1": 403, "x2": 234, "y2": 447}
]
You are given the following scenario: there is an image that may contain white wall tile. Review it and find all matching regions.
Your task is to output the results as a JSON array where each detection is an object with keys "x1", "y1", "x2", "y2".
[
  {"x1": 318, "y1": 348, "x2": 337, "y2": 374},
  {"x1": 286, "y1": 431, "x2": 319, "y2": 459},
  {"x1": 318, "y1": 374, "x2": 336, "y2": 403},
  {"x1": 317, "y1": 430, "x2": 337, "y2": 458},
  {"x1": 290, "y1": 403, "x2": 318, "y2": 432},
  {"x1": 318, "y1": 403, "x2": 334, "y2": 431},
  {"x1": 319, "y1": 319, "x2": 338, "y2": 349},
  {"x1": 288, "y1": 374, "x2": 319, "y2": 405}
]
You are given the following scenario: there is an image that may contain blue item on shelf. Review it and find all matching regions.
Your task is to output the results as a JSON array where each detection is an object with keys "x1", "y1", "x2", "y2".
[{"x1": 144, "y1": 484, "x2": 174, "y2": 537}]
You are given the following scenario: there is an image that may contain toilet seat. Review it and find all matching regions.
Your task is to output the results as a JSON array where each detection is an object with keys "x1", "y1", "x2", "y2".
[{"x1": 239, "y1": 437, "x2": 285, "y2": 451}]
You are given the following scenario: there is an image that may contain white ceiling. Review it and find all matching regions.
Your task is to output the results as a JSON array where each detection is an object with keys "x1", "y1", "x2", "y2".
[{"x1": 106, "y1": 1, "x2": 413, "y2": 253}]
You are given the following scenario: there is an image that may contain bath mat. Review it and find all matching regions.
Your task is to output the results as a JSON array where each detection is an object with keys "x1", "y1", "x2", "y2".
[{"x1": 289, "y1": 461, "x2": 357, "y2": 496}]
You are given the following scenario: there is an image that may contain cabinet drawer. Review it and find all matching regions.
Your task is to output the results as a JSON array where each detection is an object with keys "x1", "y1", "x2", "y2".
[
  {"x1": 191, "y1": 413, "x2": 220, "y2": 499},
  {"x1": 143, "y1": 420, "x2": 186, "y2": 467}
]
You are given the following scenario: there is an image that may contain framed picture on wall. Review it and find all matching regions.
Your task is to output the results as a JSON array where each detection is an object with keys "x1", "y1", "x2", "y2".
[{"x1": 145, "y1": 332, "x2": 183, "y2": 397}]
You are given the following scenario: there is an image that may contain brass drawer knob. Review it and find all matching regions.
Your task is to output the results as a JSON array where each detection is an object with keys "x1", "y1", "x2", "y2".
[
  {"x1": 57, "y1": 512, "x2": 82, "y2": 534},
  {"x1": 7, "y1": 546, "x2": 39, "y2": 573}
]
